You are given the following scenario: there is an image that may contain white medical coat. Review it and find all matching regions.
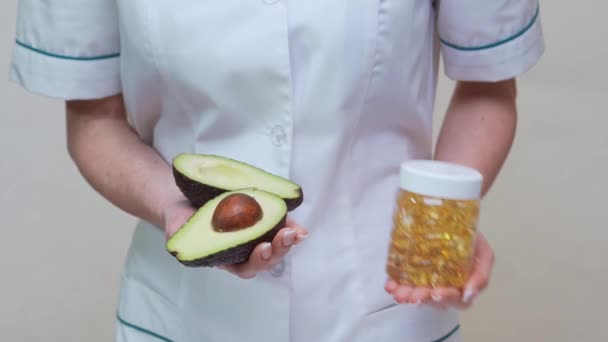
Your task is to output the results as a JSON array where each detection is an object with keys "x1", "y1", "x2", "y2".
[{"x1": 10, "y1": 1, "x2": 544, "y2": 341}]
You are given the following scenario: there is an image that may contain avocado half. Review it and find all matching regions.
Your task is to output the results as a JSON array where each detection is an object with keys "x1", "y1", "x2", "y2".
[
  {"x1": 166, "y1": 188, "x2": 287, "y2": 267},
  {"x1": 172, "y1": 154, "x2": 303, "y2": 211}
]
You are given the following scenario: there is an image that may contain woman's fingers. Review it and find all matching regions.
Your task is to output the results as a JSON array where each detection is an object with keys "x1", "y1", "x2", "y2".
[
  {"x1": 385, "y1": 281, "x2": 469, "y2": 309},
  {"x1": 430, "y1": 287, "x2": 461, "y2": 303},
  {"x1": 393, "y1": 286, "x2": 415, "y2": 304},
  {"x1": 462, "y1": 233, "x2": 495, "y2": 304},
  {"x1": 221, "y1": 242, "x2": 273, "y2": 279},
  {"x1": 385, "y1": 280, "x2": 416, "y2": 304},
  {"x1": 270, "y1": 227, "x2": 301, "y2": 260},
  {"x1": 410, "y1": 288, "x2": 432, "y2": 304},
  {"x1": 384, "y1": 233, "x2": 496, "y2": 310},
  {"x1": 285, "y1": 218, "x2": 309, "y2": 245},
  {"x1": 389, "y1": 285, "x2": 438, "y2": 307},
  {"x1": 219, "y1": 223, "x2": 308, "y2": 279},
  {"x1": 384, "y1": 279, "x2": 398, "y2": 294},
  {"x1": 429, "y1": 287, "x2": 463, "y2": 309}
]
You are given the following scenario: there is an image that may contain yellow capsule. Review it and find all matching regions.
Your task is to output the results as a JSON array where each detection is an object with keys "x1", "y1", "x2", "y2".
[
  {"x1": 417, "y1": 273, "x2": 430, "y2": 287},
  {"x1": 429, "y1": 272, "x2": 441, "y2": 287},
  {"x1": 425, "y1": 233, "x2": 442, "y2": 239}
]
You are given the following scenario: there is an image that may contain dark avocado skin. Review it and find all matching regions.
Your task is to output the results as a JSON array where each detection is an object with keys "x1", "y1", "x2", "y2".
[
  {"x1": 284, "y1": 189, "x2": 303, "y2": 212},
  {"x1": 173, "y1": 165, "x2": 304, "y2": 211},
  {"x1": 169, "y1": 216, "x2": 286, "y2": 267},
  {"x1": 173, "y1": 166, "x2": 227, "y2": 208}
]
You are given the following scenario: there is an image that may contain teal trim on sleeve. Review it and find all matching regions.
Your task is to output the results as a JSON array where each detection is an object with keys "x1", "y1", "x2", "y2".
[
  {"x1": 432, "y1": 324, "x2": 460, "y2": 342},
  {"x1": 440, "y1": 4, "x2": 540, "y2": 51},
  {"x1": 15, "y1": 40, "x2": 120, "y2": 61},
  {"x1": 116, "y1": 314, "x2": 174, "y2": 342}
]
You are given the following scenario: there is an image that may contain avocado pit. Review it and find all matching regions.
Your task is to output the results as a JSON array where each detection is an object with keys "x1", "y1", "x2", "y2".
[{"x1": 211, "y1": 193, "x2": 263, "y2": 232}]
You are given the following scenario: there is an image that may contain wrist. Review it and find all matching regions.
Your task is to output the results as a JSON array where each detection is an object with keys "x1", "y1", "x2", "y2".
[
  {"x1": 155, "y1": 170, "x2": 191, "y2": 228},
  {"x1": 162, "y1": 198, "x2": 197, "y2": 240}
]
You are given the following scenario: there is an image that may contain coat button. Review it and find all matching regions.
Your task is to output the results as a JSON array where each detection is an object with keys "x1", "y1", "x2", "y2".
[
  {"x1": 271, "y1": 125, "x2": 287, "y2": 146},
  {"x1": 270, "y1": 260, "x2": 285, "y2": 277}
]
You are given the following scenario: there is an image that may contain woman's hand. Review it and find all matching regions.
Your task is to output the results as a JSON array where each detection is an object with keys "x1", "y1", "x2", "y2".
[
  {"x1": 163, "y1": 200, "x2": 308, "y2": 279},
  {"x1": 384, "y1": 232, "x2": 495, "y2": 310},
  {"x1": 218, "y1": 218, "x2": 308, "y2": 279}
]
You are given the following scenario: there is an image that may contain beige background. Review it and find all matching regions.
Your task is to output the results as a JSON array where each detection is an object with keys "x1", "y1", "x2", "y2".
[{"x1": 1, "y1": 1, "x2": 606, "y2": 341}]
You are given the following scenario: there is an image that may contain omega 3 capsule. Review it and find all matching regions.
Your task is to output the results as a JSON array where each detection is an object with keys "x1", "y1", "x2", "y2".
[{"x1": 386, "y1": 160, "x2": 483, "y2": 288}]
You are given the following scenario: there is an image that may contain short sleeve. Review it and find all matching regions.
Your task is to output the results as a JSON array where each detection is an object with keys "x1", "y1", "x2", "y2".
[
  {"x1": 437, "y1": 0, "x2": 545, "y2": 82},
  {"x1": 9, "y1": 0, "x2": 121, "y2": 100}
]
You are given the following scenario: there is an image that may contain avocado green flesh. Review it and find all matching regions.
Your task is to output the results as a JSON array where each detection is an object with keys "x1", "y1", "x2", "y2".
[
  {"x1": 173, "y1": 154, "x2": 301, "y2": 200},
  {"x1": 166, "y1": 188, "x2": 287, "y2": 264}
]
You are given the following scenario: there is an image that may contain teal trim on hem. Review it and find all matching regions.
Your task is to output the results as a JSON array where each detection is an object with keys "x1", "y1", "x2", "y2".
[
  {"x1": 440, "y1": 4, "x2": 540, "y2": 51},
  {"x1": 432, "y1": 324, "x2": 460, "y2": 342},
  {"x1": 116, "y1": 314, "x2": 174, "y2": 342},
  {"x1": 15, "y1": 40, "x2": 120, "y2": 61},
  {"x1": 116, "y1": 312, "x2": 453, "y2": 342}
]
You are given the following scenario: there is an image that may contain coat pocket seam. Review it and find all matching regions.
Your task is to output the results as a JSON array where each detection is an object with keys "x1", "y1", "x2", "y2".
[
  {"x1": 116, "y1": 313, "x2": 175, "y2": 342},
  {"x1": 116, "y1": 273, "x2": 185, "y2": 341}
]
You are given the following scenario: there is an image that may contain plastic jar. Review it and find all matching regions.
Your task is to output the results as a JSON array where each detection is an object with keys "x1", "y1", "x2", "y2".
[{"x1": 386, "y1": 160, "x2": 483, "y2": 288}]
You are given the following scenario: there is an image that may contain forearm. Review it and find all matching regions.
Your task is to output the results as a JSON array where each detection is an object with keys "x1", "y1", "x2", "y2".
[
  {"x1": 65, "y1": 94, "x2": 184, "y2": 228},
  {"x1": 434, "y1": 79, "x2": 518, "y2": 197}
]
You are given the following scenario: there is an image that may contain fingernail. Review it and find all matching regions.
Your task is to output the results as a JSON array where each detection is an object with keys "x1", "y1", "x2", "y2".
[
  {"x1": 294, "y1": 232, "x2": 308, "y2": 244},
  {"x1": 261, "y1": 243, "x2": 272, "y2": 260},
  {"x1": 432, "y1": 295, "x2": 443, "y2": 302},
  {"x1": 283, "y1": 230, "x2": 296, "y2": 247},
  {"x1": 463, "y1": 288, "x2": 476, "y2": 303}
]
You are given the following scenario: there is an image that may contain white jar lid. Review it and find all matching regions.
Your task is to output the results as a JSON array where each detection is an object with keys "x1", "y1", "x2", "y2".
[{"x1": 400, "y1": 160, "x2": 483, "y2": 200}]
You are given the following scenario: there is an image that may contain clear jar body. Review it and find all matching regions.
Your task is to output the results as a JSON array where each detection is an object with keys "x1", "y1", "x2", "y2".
[{"x1": 386, "y1": 189, "x2": 480, "y2": 288}]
